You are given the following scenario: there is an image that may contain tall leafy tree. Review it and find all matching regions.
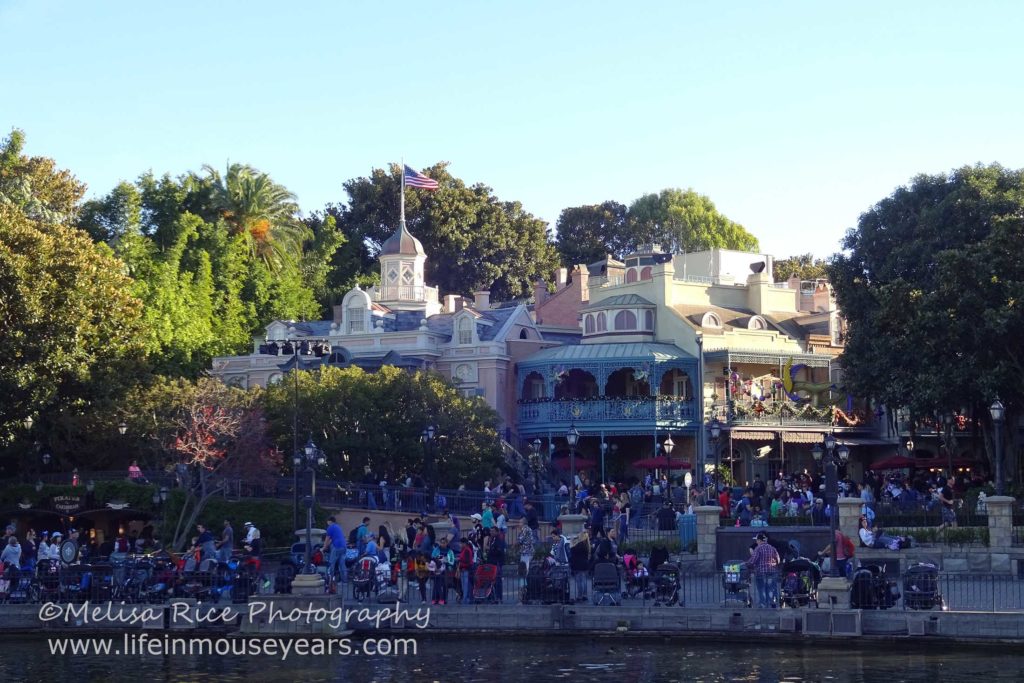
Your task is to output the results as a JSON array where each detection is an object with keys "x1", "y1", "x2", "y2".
[
  {"x1": 334, "y1": 163, "x2": 560, "y2": 300},
  {"x1": 0, "y1": 129, "x2": 85, "y2": 226},
  {"x1": 554, "y1": 201, "x2": 630, "y2": 264},
  {"x1": 0, "y1": 203, "x2": 148, "y2": 466},
  {"x1": 202, "y1": 163, "x2": 310, "y2": 272},
  {"x1": 774, "y1": 253, "x2": 829, "y2": 282},
  {"x1": 829, "y1": 164, "x2": 1024, "y2": 480},
  {"x1": 263, "y1": 365, "x2": 503, "y2": 487},
  {"x1": 628, "y1": 188, "x2": 759, "y2": 253}
]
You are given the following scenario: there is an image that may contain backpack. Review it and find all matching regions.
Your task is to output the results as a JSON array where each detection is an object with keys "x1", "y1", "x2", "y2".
[
  {"x1": 553, "y1": 537, "x2": 569, "y2": 565},
  {"x1": 841, "y1": 534, "x2": 856, "y2": 558}
]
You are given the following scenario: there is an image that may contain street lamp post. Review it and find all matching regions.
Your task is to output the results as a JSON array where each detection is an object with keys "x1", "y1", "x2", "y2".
[
  {"x1": 663, "y1": 435, "x2": 675, "y2": 500},
  {"x1": 990, "y1": 399, "x2": 1005, "y2": 496},
  {"x1": 421, "y1": 425, "x2": 437, "y2": 512},
  {"x1": 566, "y1": 424, "x2": 580, "y2": 505},
  {"x1": 942, "y1": 412, "x2": 955, "y2": 477},
  {"x1": 709, "y1": 418, "x2": 722, "y2": 490},
  {"x1": 293, "y1": 436, "x2": 325, "y2": 575},
  {"x1": 599, "y1": 442, "x2": 607, "y2": 485},
  {"x1": 811, "y1": 433, "x2": 850, "y2": 579}
]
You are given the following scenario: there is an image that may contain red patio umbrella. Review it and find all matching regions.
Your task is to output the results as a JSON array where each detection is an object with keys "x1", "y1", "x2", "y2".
[
  {"x1": 551, "y1": 456, "x2": 597, "y2": 470},
  {"x1": 868, "y1": 455, "x2": 917, "y2": 469},
  {"x1": 631, "y1": 456, "x2": 691, "y2": 469}
]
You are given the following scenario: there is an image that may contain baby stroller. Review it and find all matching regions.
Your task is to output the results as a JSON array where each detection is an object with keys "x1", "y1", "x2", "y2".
[
  {"x1": 544, "y1": 563, "x2": 571, "y2": 605},
  {"x1": 352, "y1": 556, "x2": 379, "y2": 602},
  {"x1": 60, "y1": 566, "x2": 92, "y2": 604},
  {"x1": 622, "y1": 554, "x2": 653, "y2": 600},
  {"x1": 37, "y1": 560, "x2": 62, "y2": 603},
  {"x1": 652, "y1": 563, "x2": 681, "y2": 606},
  {"x1": 472, "y1": 564, "x2": 500, "y2": 604},
  {"x1": 591, "y1": 562, "x2": 622, "y2": 606},
  {"x1": 376, "y1": 560, "x2": 401, "y2": 603},
  {"x1": 520, "y1": 563, "x2": 547, "y2": 604},
  {"x1": 273, "y1": 562, "x2": 297, "y2": 595},
  {"x1": 780, "y1": 557, "x2": 821, "y2": 608},
  {"x1": 88, "y1": 564, "x2": 115, "y2": 602},
  {"x1": 850, "y1": 564, "x2": 899, "y2": 610},
  {"x1": 902, "y1": 562, "x2": 944, "y2": 610},
  {"x1": 722, "y1": 561, "x2": 752, "y2": 607}
]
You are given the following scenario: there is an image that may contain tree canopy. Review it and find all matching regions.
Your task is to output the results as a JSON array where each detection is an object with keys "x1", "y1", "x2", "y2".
[
  {"x1": 774, "y1": 253, "x2": 829, "y2": 282},
  {"x1": 329, "y1": 163, "x2": 560, "y2": 301},
  {"x1": 263, "y1": 365, "x2": 504, "y2": 487},
  {"x1": 555, "y1": 189, "x2": 759, "y2": 263},
  {"x1": 829, "y1": 164, "x2": 1024, "y2": 475},
  {"x1": 0, "y1": 203, "x2": 148, "y2": 463}
]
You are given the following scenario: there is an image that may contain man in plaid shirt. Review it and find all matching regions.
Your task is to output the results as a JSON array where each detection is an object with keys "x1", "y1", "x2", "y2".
[{"x1": 746, "y1": 532, "x2": 781, "y2": 608}]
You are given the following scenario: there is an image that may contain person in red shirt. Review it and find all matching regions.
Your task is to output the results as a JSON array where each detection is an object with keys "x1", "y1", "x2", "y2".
[{"x1": 718, "y1": 487, "x2": 731, "y2": 517}]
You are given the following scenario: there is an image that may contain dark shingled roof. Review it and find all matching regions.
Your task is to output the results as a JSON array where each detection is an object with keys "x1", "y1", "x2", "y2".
[{"x1": 581, "y1": 294, "x2": 655, "y2": 311}]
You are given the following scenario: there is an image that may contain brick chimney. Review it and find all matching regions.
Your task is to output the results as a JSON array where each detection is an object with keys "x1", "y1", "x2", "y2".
[
  {"x1": 474, "y1": 290, "x2": 491, "y2": 311},
  {"x1": 443, "y1": 294, "x2": 460, "y2": 313},
  {"x1": 556, "y1": 268, "x2": 568, "y2": 289}
]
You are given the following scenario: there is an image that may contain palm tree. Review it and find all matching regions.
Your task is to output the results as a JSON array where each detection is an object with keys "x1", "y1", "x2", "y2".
[{"x1": 203, "y1": 163, "x2": 308, "y2": 270}]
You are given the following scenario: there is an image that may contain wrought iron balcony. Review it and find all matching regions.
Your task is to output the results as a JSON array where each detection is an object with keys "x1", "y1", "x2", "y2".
[{"x1": 517, "y1": 396, "x2": 696, "y2": 426}]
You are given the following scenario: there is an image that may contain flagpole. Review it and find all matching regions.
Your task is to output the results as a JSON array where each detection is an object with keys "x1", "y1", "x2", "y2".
[{"x1": 400, "y1": 158, "x2": 405, "y2": 225}]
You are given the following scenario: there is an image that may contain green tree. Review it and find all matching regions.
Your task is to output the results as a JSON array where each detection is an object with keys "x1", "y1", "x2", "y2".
[
  {"x1": 554, "y1": 201, "x2": 630, "y2": 264},
  {"x1": 202, "y1": 163, "x2": 310, "y2": 272},
  {"x1": 628, "y1": 188, "x2": 759, "y2": 253},
  {"x1": 0, "y1": 203, "x2": 148, "y2": 465},
  {"x1": 335, "y1": 163, "x2": 560, "y2": 300},
  {"x1": 263, "y1": 365, "x2": 503, "y2": 487},
  {"x1": 774, "y1": 253, "x2": 829, "y2": 282},
  {"x1": 0, "y1": 129, "x2": 85, "y2": 226},
  {"x1": 829, "y1": 164, "x2": 1024, "y2": 480}
]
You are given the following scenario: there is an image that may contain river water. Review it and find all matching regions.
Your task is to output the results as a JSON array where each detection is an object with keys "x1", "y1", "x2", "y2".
[{"x1": 1, "y1": 636, "x2": 1020, "y2": 682}]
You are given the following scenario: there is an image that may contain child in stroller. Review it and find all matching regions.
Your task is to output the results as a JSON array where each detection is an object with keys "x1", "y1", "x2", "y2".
[
  {"x1": 902, "y1": 562, "x2": 944, "y2": 610},
  {"x1": 780, "y1": 556, "x2": 821, "y2": 608},
  {"x1": 623, "y1": 554, "x2": 652, "y2": 599}
]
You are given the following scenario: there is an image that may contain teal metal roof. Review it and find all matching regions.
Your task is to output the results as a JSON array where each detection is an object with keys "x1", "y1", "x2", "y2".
[
  {"x1": 519, "y1": 342, "x2": 695, "y2": 365},
  {"x1": 581, "y1": 294, "x2": 656, "y2": 311}
]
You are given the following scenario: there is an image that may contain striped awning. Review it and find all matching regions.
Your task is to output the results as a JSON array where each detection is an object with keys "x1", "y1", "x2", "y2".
[
  {"x1": 731, "y1": 431, "x2": 775, "y2": 441},
  {"x1": 783, "y1": 432, "x2": 829, "y2": 443}
]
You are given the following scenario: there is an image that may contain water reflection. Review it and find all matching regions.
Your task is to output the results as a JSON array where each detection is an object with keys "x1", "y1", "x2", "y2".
[{"x1": 0, "y1": 636, "x2": 1020, "y2": 682}]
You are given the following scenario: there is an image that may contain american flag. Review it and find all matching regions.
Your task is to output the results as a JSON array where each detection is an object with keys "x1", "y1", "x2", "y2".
[{"x1": 403, "y1": 165, "x2": 439, "y2": 190}]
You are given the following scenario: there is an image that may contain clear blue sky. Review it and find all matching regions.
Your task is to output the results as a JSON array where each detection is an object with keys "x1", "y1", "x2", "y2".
[{"x1": 3, "y1": 1, "x2": 1022, "y2": 258}]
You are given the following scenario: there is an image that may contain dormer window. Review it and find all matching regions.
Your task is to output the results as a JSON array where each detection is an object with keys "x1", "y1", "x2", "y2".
[
  {"x1": 596, "y1": 312, "x2": 607, "y2": 332},
  {"x1": 748, "y1": 316, "x2": 768, "y2": 331},
  {"x1": 584, "y1": 315, "x2": 595, "y2": 334},
  {"x1": 348, "y1": 306, "x2": 365, "y2": 333},
  {"x1": 457, "y1": 317, "x2": 472, "y2": 344},
  {"x1": 701, "y1": 312, "x2": 722, "y2": 329}
]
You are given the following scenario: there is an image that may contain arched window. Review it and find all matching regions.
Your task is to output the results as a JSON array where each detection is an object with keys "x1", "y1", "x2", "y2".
[
  {"x1": 625, "y1": 269, "x2": 638, "y2": 283},
  {"x1": 596, "y1": 312, "x2": 607, "y2": 331},
  {"x1": 701, "y1": 312, "x2": 722, "y2": 329},
  {"x1": 614, "y1": 310, "x2": 637, "y2": 330},
  {"x1": 584, "y1": 315, "x2": 595, "y2": 334},
  {"x1": 457, "y1": 317, "x2": 473, "y2": 344},
  {"x1": 521, "y1": 371, "x2": 545, "y2": 400},
  {"x1": 519, "y1": 328, "x2": 529, "y2": 339},
  {"x1": 640, "y1": 266, "x2": 652, "y2": 280},
  {"x1": 644, "y1": 310, "x2": 654, "y2": 330},
  {"x1": 748, "y1": 316, "x2": 768, "y2": 330}
]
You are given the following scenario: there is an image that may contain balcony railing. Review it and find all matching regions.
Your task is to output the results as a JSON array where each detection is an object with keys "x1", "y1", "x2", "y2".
[
  {"x1": 518, "y1": 396, "x2": 696, "y2": 425},
  {"x1": 377, "y1": 284, "x2": 439, "y2": 303},
  {"x1": 710, "y1": 398, "x2": 863, "y2": 427}
]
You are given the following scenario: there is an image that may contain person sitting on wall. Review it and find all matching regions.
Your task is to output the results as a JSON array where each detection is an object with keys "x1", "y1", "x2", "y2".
[{"x1": 858, "y1": 516, "x2": 912, "y2": 550}]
